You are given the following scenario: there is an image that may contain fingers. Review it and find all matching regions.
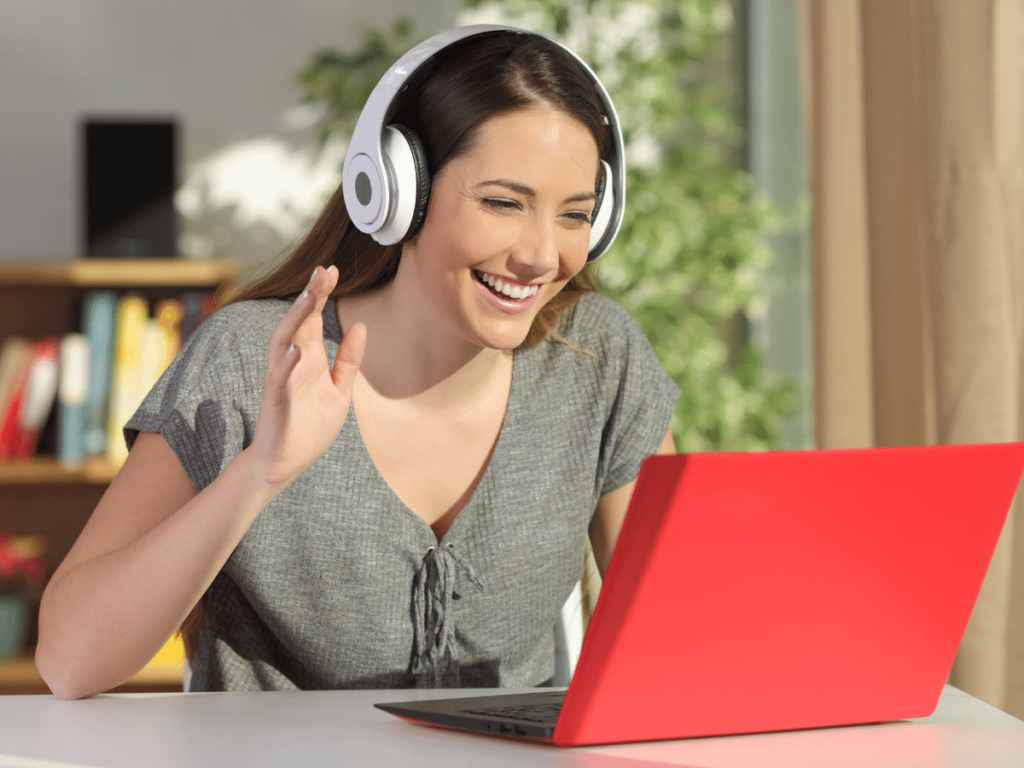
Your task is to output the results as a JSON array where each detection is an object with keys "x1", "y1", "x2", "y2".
[
  {"x1": 308, "y1": 265, "x2": 339, "y2": 318},
  {"x1": 264, "y1": 338, "x2": 302, "y2": 404},
  {"x1": 332, "y1": 322, "x2": 367, "y2": 399},
  {"x1": 270, "y1": 266, "x2": 338, "y2": 362}
]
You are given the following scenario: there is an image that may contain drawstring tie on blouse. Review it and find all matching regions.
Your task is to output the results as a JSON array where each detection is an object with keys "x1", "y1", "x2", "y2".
[{"x1": 411, "y1": 542, "x2": 484, "y2": 688}]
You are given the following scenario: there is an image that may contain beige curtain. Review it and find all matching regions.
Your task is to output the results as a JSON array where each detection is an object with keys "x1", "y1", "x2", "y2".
[{"x1": 800, "y1": 0, "x2": 1024, "y2": 718}]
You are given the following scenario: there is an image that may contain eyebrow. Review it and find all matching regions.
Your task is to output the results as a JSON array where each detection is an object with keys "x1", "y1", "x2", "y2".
[{"x1": 477, "y1": 179, "x2": 597, "y2": 203}]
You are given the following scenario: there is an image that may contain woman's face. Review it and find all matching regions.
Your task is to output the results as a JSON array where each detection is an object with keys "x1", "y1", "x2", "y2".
[{"x1": 398, "y1": 107, "x2": 600, "y2": 352}]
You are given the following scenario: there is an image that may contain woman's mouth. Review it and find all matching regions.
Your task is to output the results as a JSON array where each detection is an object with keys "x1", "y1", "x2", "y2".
[{"x1": 473, "y1": 271, "x2": 540, "y2": 301}]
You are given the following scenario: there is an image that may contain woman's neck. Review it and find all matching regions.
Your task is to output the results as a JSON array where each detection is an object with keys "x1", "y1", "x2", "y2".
[{"x1": 334, "y1": 286, "x2": 510, "y2": 412}]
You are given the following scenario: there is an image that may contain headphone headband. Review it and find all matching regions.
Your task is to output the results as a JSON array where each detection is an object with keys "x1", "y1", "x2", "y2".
[{"x1": 342, "y1": 24, "x2": 626, "y2": 261}]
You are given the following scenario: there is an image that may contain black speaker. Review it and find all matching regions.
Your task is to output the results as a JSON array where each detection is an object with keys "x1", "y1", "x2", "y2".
[{"x1": 81, "y1": 117, "x2": 178, "y2": 258}]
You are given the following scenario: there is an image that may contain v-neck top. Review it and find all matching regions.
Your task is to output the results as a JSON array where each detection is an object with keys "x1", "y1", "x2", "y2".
[
  {"x1": 124, "y1": 291, "x2": 680, "y2": 691},
  {"x1": 348, "y1": 325, "x2": 515, "y2": 545}
]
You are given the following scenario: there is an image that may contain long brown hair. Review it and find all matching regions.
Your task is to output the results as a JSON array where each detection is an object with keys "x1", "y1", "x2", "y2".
[{"x1": 223, "y1": 30, "x2": 611, "y2": 346}]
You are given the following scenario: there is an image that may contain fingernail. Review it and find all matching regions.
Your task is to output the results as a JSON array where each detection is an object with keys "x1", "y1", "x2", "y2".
[
  {"x1": 309, "y1": 267, "x2": 319, "y2": 283},
  {"x1": 301, "y1": 289, "x2": 310, "y2": 300}
]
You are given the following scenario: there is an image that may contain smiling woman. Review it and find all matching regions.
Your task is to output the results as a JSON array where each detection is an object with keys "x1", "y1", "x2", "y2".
[
  {"x1": 390, "y1": 107, "x2": 598, "y2": 353},
  {"x1": 35, "y1": 26, "x2": 679, "y2": 699}
]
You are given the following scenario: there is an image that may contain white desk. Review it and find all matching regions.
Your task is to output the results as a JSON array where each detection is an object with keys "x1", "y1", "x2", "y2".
[{"x1": 0, "y1": 685, "x2": 1021, "y2": 767}]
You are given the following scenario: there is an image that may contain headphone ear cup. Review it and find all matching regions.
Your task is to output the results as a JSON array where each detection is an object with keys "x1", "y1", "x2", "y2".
[
  {"x1": 588, "y1": 159, "x2": 614, "y2": 259},
  {"x1": 372, "y1": 124, "x2": 431, "y2": 246},
  {"x1": 394, "y1": 125, "x2": 431, "y2": 243}
]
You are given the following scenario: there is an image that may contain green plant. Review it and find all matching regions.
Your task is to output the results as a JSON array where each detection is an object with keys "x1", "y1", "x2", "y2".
[{"x1": 298, "y1": 0, "x2": 793, "y2": 451}]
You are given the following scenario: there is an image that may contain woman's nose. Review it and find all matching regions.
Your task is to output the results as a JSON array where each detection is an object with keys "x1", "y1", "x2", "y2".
[{"x1": 512, "y1": 217, "x2": 559, "y2": 276}]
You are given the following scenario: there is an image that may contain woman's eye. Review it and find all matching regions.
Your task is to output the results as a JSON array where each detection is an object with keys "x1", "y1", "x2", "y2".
[
  {"x1": 561, "y1": 210, "x2": 593, "y2": 225},
  {"x1": 481, "y1": 198, "x2": 590, "y2": 225},
  {"x1": 481, "y1": 198, "x2": 519, "y2": 211}
]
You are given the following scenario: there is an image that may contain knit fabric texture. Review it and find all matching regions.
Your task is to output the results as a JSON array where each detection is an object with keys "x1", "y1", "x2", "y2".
[{"x1": 124, "y1": 291, "x2": 680, "y2": 691}]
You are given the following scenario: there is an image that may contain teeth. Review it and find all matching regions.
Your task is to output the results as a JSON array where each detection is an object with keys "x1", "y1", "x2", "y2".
[{"x1": 476, "y1": 271, "x2": 539, "y2": 301}]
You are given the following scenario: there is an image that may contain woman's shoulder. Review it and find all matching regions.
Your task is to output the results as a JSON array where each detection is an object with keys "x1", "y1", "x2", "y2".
[
  {"x1": 193, "y1": 298, "x2": 291, "y2": 346},
  {"x1": 562, "y1": 291, "x2": 636, "y2": 325},
  {"x1": 169, "y1": 298, "x2": 291, "y2": 377},
  {"x1": 554, "y1": 292, "x2": 648, "y2": 355},
  {"x1": 205, "y1": 297, "x2": 291, "y2": 327}
]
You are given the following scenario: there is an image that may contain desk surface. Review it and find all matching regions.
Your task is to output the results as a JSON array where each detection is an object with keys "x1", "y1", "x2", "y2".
[{"x1": 0, "y1": 684, "x2": 1021, "y2": 768}]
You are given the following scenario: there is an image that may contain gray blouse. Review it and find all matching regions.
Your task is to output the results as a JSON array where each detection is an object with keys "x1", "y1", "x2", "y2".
[{"x1": 124, "y1": 292, "x2": 680, "y2": 691}]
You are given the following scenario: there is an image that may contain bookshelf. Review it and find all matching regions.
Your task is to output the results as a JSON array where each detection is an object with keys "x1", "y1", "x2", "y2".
[
  {"x1": 0, "y1": 257, "x2": 239, "y2": 694},
  {"x1": 0, "y1": 456, "x2": 118, "y2": 485}
]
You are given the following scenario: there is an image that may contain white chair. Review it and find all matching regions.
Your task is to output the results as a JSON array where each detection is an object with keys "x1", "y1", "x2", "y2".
[
  {"x1": 554, "y1": 548, "x2": 602, "y2": 686},
  {"x1": 553, "y1": 581, "x2": 586, "y2": 686}
]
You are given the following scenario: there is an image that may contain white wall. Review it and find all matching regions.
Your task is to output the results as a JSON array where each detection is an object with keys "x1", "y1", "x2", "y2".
[{"x1": 0, "y1": 0, "x2": 461, "y2": 278}]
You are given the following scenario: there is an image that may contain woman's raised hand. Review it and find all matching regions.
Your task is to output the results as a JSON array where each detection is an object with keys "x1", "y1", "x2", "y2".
[{"x1": 249, "y1": 265, "x2": 366, "y2": 488}]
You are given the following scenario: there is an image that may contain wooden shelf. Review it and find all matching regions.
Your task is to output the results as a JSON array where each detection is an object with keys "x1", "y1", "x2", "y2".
[
  {"x1": 0, "y1": 456, "x2": 120, "y2": 485},
  {"x1": 0, "y1": 258, "x2": 235, "y2": 695},
  {"x1": 0, "y1": 257, "x2": 239, "y2": 288},
  {"x1": 0, "y1": 652, "x2": 183, "y2": 695}
]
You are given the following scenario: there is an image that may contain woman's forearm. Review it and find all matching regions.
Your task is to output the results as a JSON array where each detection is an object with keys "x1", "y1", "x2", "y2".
[{"x1": 36, "y1": 448, "x2": 285, "y2": 700}]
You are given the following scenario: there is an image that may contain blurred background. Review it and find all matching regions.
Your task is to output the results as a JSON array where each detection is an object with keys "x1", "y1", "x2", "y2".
[{"x1": 0, "y1": 0, "x2": 1022, "y2": 721}]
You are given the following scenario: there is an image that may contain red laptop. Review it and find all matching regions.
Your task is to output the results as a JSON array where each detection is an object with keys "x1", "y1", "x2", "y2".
[{"x1": 375, "y1": 443, "x2": 1024, "y2": 746}]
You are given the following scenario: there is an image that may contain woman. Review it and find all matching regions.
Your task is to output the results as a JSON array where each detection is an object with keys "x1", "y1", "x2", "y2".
[{"x1": 36, "y1": 27, "x2": 679, "y2": 699}]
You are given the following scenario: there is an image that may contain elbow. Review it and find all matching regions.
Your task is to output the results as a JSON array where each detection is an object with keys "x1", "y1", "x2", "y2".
[
  {"x1": 35, "y1": 642, "x2": 93, "y2": 700},
  {"x1": 35, "y1": 579, "x2": 108, "y2": 699},
  {"x1": 34, "y1": 645, "x2": 71, "y2": 700},
  {"x1": 35, "y1": 614, "x2": 102, "y2": 700},
  {"x1": 36, "y1": 587, "x2": 96, "y2": 699}
]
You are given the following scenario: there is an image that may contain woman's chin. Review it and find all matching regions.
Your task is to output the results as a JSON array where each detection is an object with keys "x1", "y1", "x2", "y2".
[
  {"x1": 462, "y1": 283, "x2": 548, "y2": 350},
  {"x1": 464, "y1": 312, "x2": 537, "y2": 352},
  {"x1": 477, "y1": 327, "x2": 532, "y2": 352}
]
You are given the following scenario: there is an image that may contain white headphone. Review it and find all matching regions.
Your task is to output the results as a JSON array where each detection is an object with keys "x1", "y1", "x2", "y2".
[{"x1": 341, "y1": 24, "x2": 626, "y2": 262}]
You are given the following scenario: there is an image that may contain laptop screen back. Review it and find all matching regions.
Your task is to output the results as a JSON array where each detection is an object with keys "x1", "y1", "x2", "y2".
[{"x1": 556, "y1": 444, "x2": 1024, "y2": 745}]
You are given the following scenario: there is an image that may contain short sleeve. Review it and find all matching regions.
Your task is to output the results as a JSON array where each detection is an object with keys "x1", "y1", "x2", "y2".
[
  {"x1": 563, "y1": 295, "x2": 681, "y2": 498},
  {"x1": 123, "y1": 303, "x2": 269, "y2": 494}
]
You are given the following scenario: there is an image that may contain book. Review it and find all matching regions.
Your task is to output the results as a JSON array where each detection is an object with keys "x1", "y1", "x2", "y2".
[
  {"x1": 179, "y1": 291, "x2": 203, "y2": 343},
  {"x1": 154, "y1": 298, "x2": 184, "y2": 369},
  {"x1": 57, "y1": 333, "x2": 90, "y2": 467},
  {"x1": 137, "y1": 319, "x2": 168, "y2": 402},
  {"x1": 179, "y1": 291, "x2": 217, "y2": 344},
  {"x1": 81, "y1": 291, "x2": 117, "y2": 457},
  {"x1": 0, "y1": 338, "x2": 34, "y2": 460},
  {"x1": 0, "y1": 337, "x2": 60, "y2": 460},
  {"x1": 0, "y1": 337, "x2": 32, "y2": 421},
  {"x1": 105, "y1": 295, "x2": 148, "y2": 466}
]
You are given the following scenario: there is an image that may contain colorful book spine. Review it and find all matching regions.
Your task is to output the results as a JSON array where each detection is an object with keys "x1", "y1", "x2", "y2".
[
  {"x1": 138, "y1": 319, "x2": 168, "y2": 399},
  {"x1": 0, "y1": 337, "x2": 60, "y2": 460},
  {"x1": 105, "y1": 295, "x2": 148, "y2": 466},
  {"x1": 57, "y1": 333, "x2": 90, "y2": 467},
  {"x1": 179, "y1": 292, "x2": 202, "y2": 344},
  {"x1": 179, "y1": 291, "x2": 217, "y2": 344},
  {"x1": 154, "y1": 298, "x2": 184, "y2": 370},
  {"x1": 81, "y1": 291, "x2": 116, "y2": 458},
  {"x1": 0, "y1": 337, "x2": 34, "y2": 461},
  {"x1": 0, "y1": 337, "x2": 32, "y2": 424}
]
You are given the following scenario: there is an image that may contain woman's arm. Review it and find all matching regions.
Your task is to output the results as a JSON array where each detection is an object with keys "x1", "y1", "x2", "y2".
[
  {"x1": 36, "y1": 433, "x2": 280, "y2": 699},
  {"x1": 588, "y1": 428, "x2": 675, "y2": 578},
  {"x1": 36, "y1": 266, "x2": 365, "y2": 699}
]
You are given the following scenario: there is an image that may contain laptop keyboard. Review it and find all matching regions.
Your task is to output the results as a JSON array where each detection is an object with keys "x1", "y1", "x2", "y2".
[{"x1": 462, "y1": 702, "x2": 563, "y2": 723}]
